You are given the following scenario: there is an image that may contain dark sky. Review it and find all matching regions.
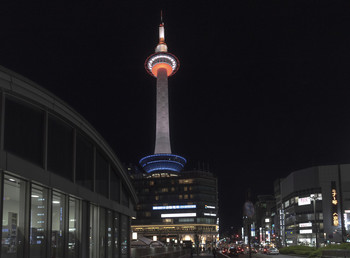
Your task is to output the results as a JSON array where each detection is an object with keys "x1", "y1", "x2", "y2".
[{"x1": 1, "y1": 1, "x2": 350, "y2": 232}]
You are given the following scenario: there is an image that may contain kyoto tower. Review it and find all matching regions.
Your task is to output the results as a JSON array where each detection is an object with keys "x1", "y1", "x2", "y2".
[{"x1": 139, "y1": 17, "x2": 186, "y2": 173}]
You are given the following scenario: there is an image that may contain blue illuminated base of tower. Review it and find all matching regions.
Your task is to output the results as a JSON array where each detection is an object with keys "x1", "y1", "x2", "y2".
[{"x1": 139, "y1": 154, "x2": 187, "y2": 173}]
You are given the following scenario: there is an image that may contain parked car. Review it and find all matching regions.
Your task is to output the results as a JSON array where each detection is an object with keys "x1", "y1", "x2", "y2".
[{"x1": 266, "y1": 248, "x2": 279, "y2": 255}]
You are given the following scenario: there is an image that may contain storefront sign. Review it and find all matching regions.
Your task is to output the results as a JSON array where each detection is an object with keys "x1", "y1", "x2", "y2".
[
  {"x1": 299, "y1": 222, "x2": 312, "y2": 228},
  {"x1": 331, "y1": 181, "x2": 339, "y2": 226},
  {"x1": 298, "y1": 197, "x2": 311, "y2": 206}
]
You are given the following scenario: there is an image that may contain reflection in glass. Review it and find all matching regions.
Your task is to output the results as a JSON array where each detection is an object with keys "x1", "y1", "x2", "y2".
[
  {"x1": 30, "y1": 185, "x2": 48, "y2": 258},
  {"x1": 68, "y1": 197, "x2": 80, "y2": 258},
  {"x1": 1, "y1": 175, "x2": 25, "y2": 257},
  {"x1": 120, "y1": 214, "x2": 129, "y2": 257},
  {"x1": 51, "y1": 192, "x2": 65, "y2": 258},
  {"x1": 99, "y1": 208, "x2": 106, "y2": 258},
  {"x1": 107, "y1": 210, "x2": 113, "y2": 257},
  {"x1": 89, "y1": 205, "x2": 98, "y2": 258},
  {"x1": 114, "y1": 212, "x2": 120, "y2": 258}
]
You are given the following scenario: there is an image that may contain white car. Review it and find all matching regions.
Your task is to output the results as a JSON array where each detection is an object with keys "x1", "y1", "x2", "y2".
[{"x1": 267, "y1": 248, "x2": 279, "y2": 255}]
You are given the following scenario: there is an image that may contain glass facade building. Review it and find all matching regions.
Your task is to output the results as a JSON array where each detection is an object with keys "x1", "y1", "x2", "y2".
[
  {"x1": 129, "y1": 168, "x2": 218, "y2": 249},
  {"x1": 0, "y1": 66, "x2": 137, "y2": 258}
]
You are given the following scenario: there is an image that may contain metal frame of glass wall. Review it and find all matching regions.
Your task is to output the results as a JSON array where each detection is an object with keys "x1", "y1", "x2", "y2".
[{"x1": 0, "y1": 171, "x2": 130, "y2": 258}]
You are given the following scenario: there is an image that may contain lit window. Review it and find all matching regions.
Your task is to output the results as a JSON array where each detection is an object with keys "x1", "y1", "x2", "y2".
[
  {"x1": 184, "y1": 186, "x2": 188, "y2": 191},
  {"x1": 150, "y1": 181, "x2": 154, "y2": 186},
  {"x1": 155, "y1": 196, "x2": 159, "y2": 201},
  {"x1": 171, "y1": 187, "x2": 175, "y2": 192},
  {"x1": 179, "y1": 195, "x2": 183, "y2": 200},
  {"x1": 161, "y1": 188, "x2": 169, "y2": 193},
  {"x1": 184, "y1": 195, "x2": 188, "y2": 200},
  {"x1": 145, "y1": 212, "x2": 151, "y2": 217}
]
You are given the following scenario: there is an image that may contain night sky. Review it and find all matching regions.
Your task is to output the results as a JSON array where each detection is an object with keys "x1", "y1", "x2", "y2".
[{"x1": 1, "y1": 1, "x2": 350, "y2": 232}]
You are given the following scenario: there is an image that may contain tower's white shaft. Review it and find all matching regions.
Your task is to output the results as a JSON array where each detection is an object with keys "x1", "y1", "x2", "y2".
[{"x1": 154, "y1": 68, "x2": 171, "y2": 154}]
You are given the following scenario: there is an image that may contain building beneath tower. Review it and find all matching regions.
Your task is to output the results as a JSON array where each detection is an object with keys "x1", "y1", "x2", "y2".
[{"x1": 129, "y1": 166, "x2": 219, "y2": 249}]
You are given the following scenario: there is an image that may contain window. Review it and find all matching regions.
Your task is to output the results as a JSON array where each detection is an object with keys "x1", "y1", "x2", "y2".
[
  {"x1": 1, "y1": 175, "x2": 26, "y2": 257},
  {"x1": 68, "y1": 197, "x2": 80, "y2": 258},
  {"x1": 51, "y1": 192, "x2": 65, "y2": 258},
  {"x1": 179, "y1": 179, "x2": 194, "y2": 184},
  {"x1": 76, "y1": 132, "x2": 94, "y2": 190},
  {"x1": 155, "y1": 196, "x2": 159, "y2": 201},
  {"x1": 4, "y1": 97, "x2": 44, "y2": 166},
  {"x1": 99, "y1": 208, "x2": 106, "y2": 258},
  {"x1": 149, "y1": 181, "x2": 154, "y2": 186},
  {"x1": 30, "y1": 185, "x2": 48, "y2": 258},
  {"x1": 161, "y1": 188, "x2": 168, "y2": 192},
  {"x1": 120, "y1": 215, "x2": 129, "y2": 257},
  {"x1": 107, "y1": 210, "x2": 113, "y2": 257},
  {"x1": 184, "y1": 186, "x2": 188, "y2": 191},
  {"x1": 184, "y1": 194, "x2": 188, "y2": 200},
  {"x1": 89, "y1": 205, "x2": 98, "y2": 258},
  {"x1": 121, "y1": 185, "x2": 129, "y2": 207},
  {"x1": 113, "y1": 212, "x2": 120, "y2": 257},
  {"x1": 95, "y1": 150, "x2": 109, "y2": 197},
  {"x1": 110, "y1": 168, "x2": 120, "y2": 202},
  {"x1": 48, "y1": 115, "x2": 73, "y2": 180},
  {"x1": 179, "y1": 195, "x2": 183, "y2": 200},
  {"x1": 145, "y1": 212, "x2": 151, "y2": 217}
]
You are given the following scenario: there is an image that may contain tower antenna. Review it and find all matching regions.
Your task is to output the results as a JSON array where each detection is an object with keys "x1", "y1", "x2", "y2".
[{"x1": 160, "y1": 10, "x2": 163, "y2": 24}]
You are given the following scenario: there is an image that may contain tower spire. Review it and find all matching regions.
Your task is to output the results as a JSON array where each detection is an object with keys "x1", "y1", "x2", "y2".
[{"x1": 156, "y1": 11, "x2": 167, "y2": 52}]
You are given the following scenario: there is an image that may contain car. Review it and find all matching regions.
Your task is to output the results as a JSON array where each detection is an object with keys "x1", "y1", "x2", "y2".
[
  {"x1": 228, "y1": 247, "x2": 238, "y2": 256},
  {"x1": 236, "y1": 246, "x2": 244, "y2": 254},
  {"x1": 266, "y1": 248, "x2": 279, "y2": 255}
]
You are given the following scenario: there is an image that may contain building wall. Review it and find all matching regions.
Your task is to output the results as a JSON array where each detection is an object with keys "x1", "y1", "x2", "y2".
[
  {"x1": 130, "y1": 169, "x2": 218, "y2": 247},
  {"x1": 0, "y1": 66, "x2": 137, "y2": 258},
  {"x1": 278, "y1": 165, "x2": 350, "y2": 246}
]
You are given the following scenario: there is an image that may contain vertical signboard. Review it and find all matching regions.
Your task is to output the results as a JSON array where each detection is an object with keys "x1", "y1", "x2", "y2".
[{"x1": 331, "y1": 181, "x2": 339, "y2": 226}]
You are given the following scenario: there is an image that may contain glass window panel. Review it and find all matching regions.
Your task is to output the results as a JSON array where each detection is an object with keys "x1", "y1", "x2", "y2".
[
  {"x1": 30, "y1": 185, "x2": 48, "y2": 258},
  {"x1": 120, "y1": 214, "x2": 129, "y2": 257},
  {"x1": 95, "y1": 150, "x2": 109, "y2": 197},
  {"x1": 121, "y1": 185, "x2": 128, "y2": 207},
  {"x1": 89, "y1": 205, "x2": 98, "y2": 258},
  {"x1": 76, "y1": 132, "x2": 94, "y2": 190},
  {"x1": 4, "y1": 97, "x2": 44, "y2": 166},
  {"x1": 1, "y1": 175, "x2": 26, "y2": 257},
  {"x1": 99, "y1": 208, "x2": 106, "y2": 258},
  {"x1": 110, "y1": 168, "x2": 120, "y2": 202},
  {"x1": 68, "y1": 197, "x2": 80, "y2": 258},
  {"x1": 48, "y1": 115, "x2": 74, "y2": 180},
  {"x1": 51, "y1": 192, "x2": 65, "y2": 258},
  {"x1": 113, "y1": 212, "x2": 120, "y2": 258},
  {"x1": 107, "y1": 210, "x2": 113, "y2": 257}
]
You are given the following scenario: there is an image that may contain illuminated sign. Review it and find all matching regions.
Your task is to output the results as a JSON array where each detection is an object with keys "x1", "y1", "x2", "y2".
[
  {"x1": 204, "y1": 213, "x2": 216, "y2": 217},
  {"x1": 331, "y1": 181, "x2": 339, "y2": 226},
  {"x1": 299, "y1": 222, "x2": 312, "y2": 228},
  {"x1": 153, "y1": 205, "x2": 196, "y2": 210},
  {"x1": 265, "y1": 218, "x2": 270, "y2": 223},
  {"x1": 205, "y1": 205, "x2": 216, "y2": 209},
  {"x1": 298, "y1": 197, "x2": 311, "y2": 206},
  {"x1": 161, "y1": 213, "x2": 196, "y2": 218},
  {"x1": 300, "y1": 229, "x2": 313, "y2": 234}
]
